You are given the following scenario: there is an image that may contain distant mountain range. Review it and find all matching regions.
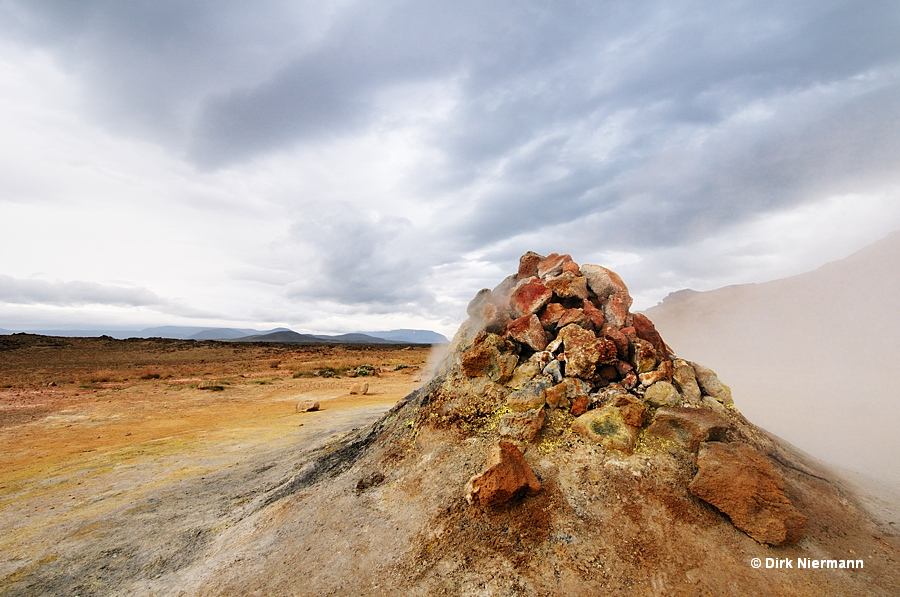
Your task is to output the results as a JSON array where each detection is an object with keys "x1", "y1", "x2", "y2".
[{"x1": 0, "y1": 326, "x2": 449, "y2": 344}]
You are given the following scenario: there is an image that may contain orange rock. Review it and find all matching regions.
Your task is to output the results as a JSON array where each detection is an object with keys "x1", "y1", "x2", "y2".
[
  {"x1": 545, "y1": 274, "x2": 589, "y2": 300},
  {"x1": 689, "y1": 442, "x2": 806, "y2": 546},
  {"x1": 538, "y1": 302, "x2": 566, "y2": 329},
  {"x1": 465, "y1": 441, "x2": 542, "y2": 509},
  {"x1": 517, "y1": 251, "x2": 544, "y2": 278},
  {"x1": 537, "y1": 253, "x2": 576, "y2": 278},
  {"x1": 570, "y1": 394, "x2": 589, "y2": 416},
  {"x1": 505, "y1": 314, "x2": 548, "y2": 351}
]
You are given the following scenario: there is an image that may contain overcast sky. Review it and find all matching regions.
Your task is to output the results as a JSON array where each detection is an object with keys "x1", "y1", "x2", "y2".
[{"x1": 1, "y1": 1, "x2": 899, "y2": 337}]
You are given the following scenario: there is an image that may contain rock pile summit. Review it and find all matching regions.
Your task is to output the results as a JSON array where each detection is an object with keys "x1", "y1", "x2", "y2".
[
  {"x1": 162, "y1": 250, "x2": 899, "y2": 597},
  {"x1": 453, "y1": 251, "x2": 804, "y2": 545}
]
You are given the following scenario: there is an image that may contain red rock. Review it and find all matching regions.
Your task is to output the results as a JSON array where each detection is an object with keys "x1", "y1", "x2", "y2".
[
  {"x1": 537, "y1": 253, "x2": 576, "y2": 278},
  {"x1": 632, "y1": 313, "x2": 668, "y2": 359},
  {"x1": 545, "y1": 274, "x2": 589, "y2": 300},
  {"x1": 562, "y1": 260, "x2": 581, "y2": 276},
  {"x1": 557, "y1": 307, "x2": 593, "y2": 330},
  {"x1": 689, "y1": 442, "x2": 806, "y2": 546},
  {"x1": 461, "y1": 332, "x2": 519, "y2": 383},
  {"x1": 538, "y1": 302, "x2": 566, "y2": 329},
  {"x1": 602, "y1": 290, "x2": 633, "y2": 328},
  {"x1": 647, "y1": 407, "x2": 729, "y2": 451},
  {"x1": 597, "y1": 364, "x2": 618, "y2": 381},
  {"x1": 620, "y1": 371, "x2": 638, "y2": 389},
  {"x1": 570, "y1": 394, "x2": 589, "y2": 416},
  {"x1": 505, "y1": 314, "x2": 548, "y2": 351},
  {"x1": 582, "y1": 300, "x2": 606, "y2": 328},
  {"x1": 558, "y1": 324, "x2": 618, "y2": 379},
  {"x1": 600, "y1": 323, "x2": 628, "y2": 358},
  {"x1": 509, "y1": 280, "x2": 553, "y2": 319},
  {"x1": 517, "y1": 251, "x2": 544, "y2": 278},
  {"x1": 465, "y1": 441, "x2": 542, "y2": 509},
  {"x1": 615, "y1": 360, "x2": 633, "y2": 375}
]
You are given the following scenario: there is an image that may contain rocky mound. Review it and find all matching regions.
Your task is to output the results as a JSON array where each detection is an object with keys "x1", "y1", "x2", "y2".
[{"x1": 165, "y1": 252, "x2": 899, "y2": 596}]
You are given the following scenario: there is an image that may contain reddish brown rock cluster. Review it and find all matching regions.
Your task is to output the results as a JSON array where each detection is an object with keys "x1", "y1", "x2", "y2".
[{"x1": 459, "y1": 251, "x2": 806, "y2": 546}]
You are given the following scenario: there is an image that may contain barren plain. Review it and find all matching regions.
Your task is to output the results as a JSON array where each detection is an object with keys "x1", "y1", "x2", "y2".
[{"x1": 0, "y1": 335, "x2": 429, "y2": 595}]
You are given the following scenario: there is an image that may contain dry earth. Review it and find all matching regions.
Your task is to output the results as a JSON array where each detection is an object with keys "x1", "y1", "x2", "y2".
[{"x1": 0, "y1": 335, "x2": 430, "y2": 596}]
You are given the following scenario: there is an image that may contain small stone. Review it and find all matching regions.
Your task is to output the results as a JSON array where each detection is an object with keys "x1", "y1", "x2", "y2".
[
  {"x1": 296, "y1": 400, "x2": 320, "y2": 412},
  {"x1": 509, "y1": 280, "x2": 553, "y2": 319},
  {"x1": 499, "y1": 408, "x2": 546, "y2": 442},
  {"x1": 557, "y1": 308, "x2": 594, "y2": 331},
  {"x1": 570, "y1": 394, "x2": 589, "y2": 416},
  {"x1": 507, "y1": 351, "x2": 552, "y2": 389},
  {"x1": 461, "y1": 333, "x2": 519, "y2": 383},
  {"x1": 465, "y1": 441, "x2": 542, "y2": 509},
  {"x1": 631, "y1": 338, "x2": 658, "y2": 373},
  {"x1": 672, "y1": 359, "x2": 702, "y2": 404},
  {"x1": 602, "y1": 290, "x2": 633, "y2": 328},
  {"x1": 542, "y1": 381, "x2": 569, "y2": 408},
  {"x1": 506, "y1": 376, "x2": 553, "y2": 412},
  {"x1": 644, "y1": 380, "x2": 679, "y2": 407},
  {"x1": 545, "y1": 274, "x2": 589, "y2": 300},
  {"x1": 572, "y1": 406, "x2": 638, "y2": 454},
  {"x1": 505, "y1": 314, "x2": 548, "y2": 351},
  {"x1": 349, "y1": 382, "x2": 369, "y2": 395},
  {"x1": 613, "y1": 393, "x2": 647, "y2": 427},
  {"x1": 600, "y1": 324, "x2": 629, "y2": 359},
  {"x1": 558, "y1": 324, "x2": 617, "y2": 379},
  {"x1": 692, "y1": 362, "x2": 733, "y2": 405},
  {"x1": 542, "y1": 359, "x2": 563, "y2": 384},
  {"x1": 689, "y1": 442, "x2": 806, "y2": 546},
  {"x1": 620, "y1": 371, "x2": 638, "y2": 389},
  {"x1": 538, "y1": 302, "x2": 566, "y2": 329},
  {"x1": 639, "y1": 360, "x2": 674, "y2": 387},
  {"x1": 703, "y1": 395, "x2": 727, "y2": 415},
  {"x1": 537, "y1": 253, "x2": 576, "y2": 279},
  {"x1": 517, "y1": 251, "x2": 544, "y2": 278},
  {"x1": 632, "y1": 313, "x2": 669, "y2": 360},
  {"x1": 580, "y1": 264, "x2": 629, "y2": 299},
  {"x1": 597, "y1": 364, "x2": 618, "y2": 381},
  {"x1": 647, "y1": 407, "x2": 729, "y2": 451},
  {"x1": 582, "y1": 300, "x2": 606, "y2": 328}
]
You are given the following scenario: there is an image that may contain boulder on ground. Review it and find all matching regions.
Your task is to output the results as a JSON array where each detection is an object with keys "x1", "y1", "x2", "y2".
[
  {"x1": 689, "y1": 442, "x2": 806, "y2": 546},
  {"x1": 465, "y1": 441, "x2": 542, "y2": 509},
  {"x1": 647, "y1": 407, "x2": 729, "y2": 451},
  {"x1": 572, "y1": 406, "x2": 638, "y2": 454},
  {"x1": 349, "y1": 382, "x2": 369, "y2": 395},
  {"x1": 498, "y1": 408, "x2": 546, "y2": 442},
  {"x1": 295, "y1": 400, "x2": 320, "y2": 413}
]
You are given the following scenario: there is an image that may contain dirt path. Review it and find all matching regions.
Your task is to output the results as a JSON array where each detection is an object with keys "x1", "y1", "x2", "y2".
[{"x1": 0, "y1": 341, "x2": 425, "y2": 596}]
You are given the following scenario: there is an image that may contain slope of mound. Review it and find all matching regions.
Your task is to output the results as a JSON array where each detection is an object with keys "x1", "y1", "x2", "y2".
[
  {"x1": 644, "y1": 231, "x2": 900, "y2": 488},
  {"x1": 146, "y1": 252, "x2": 900, "y2": 596}
]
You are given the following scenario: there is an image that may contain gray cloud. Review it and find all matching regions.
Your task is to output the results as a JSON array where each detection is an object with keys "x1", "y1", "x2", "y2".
[
  {"x1": 2, "y1": 1, "x2": 899, "y2": 321},
  {"x1": 0, "y1": 275, "x2": 217, "y2": 318}
]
